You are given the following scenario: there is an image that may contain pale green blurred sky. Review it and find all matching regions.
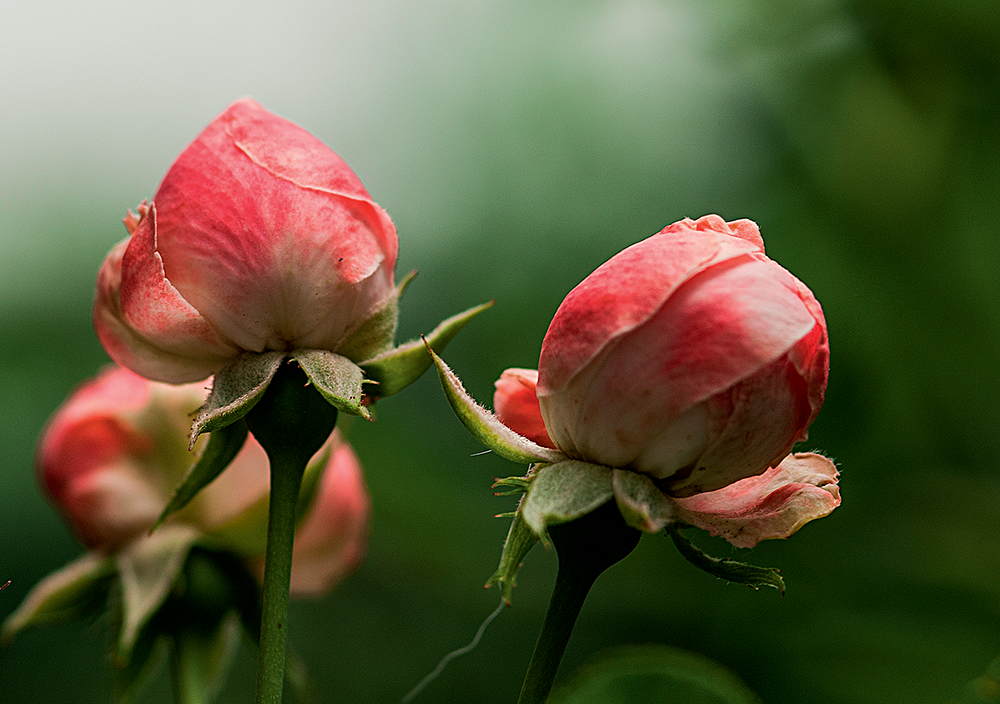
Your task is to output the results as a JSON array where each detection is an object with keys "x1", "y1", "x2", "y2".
[{"x1": 0, "y1": 0, "x2": 754, "y2": 312}]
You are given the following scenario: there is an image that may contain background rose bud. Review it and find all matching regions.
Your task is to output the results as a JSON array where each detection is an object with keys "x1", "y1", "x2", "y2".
[
  {"x1": 94, "y1": 98, "x2": 399, "y2": 384},
  {"x1": 536, "y1": 215, "x2": 828, "y2": 497},
  {"x1": 38, "y1": 366, "x2": 369, "y2": 590}
]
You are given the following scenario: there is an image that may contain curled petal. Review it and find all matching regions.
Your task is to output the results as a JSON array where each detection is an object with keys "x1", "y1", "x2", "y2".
[
  {"x1": 493, "y1": 368, "x2": 556, "y2": 449},
  {"x1": 94, "y1": 206, "x2": 240, "y2": 383},
  {"x1": 673, "y1": 453, "x2": 840, "y2": 548}
]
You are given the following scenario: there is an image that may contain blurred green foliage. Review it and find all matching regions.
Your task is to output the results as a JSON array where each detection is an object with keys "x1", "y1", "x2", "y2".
[{"x1": 2, "y1": 0, "x2": 999, "y2": 702}]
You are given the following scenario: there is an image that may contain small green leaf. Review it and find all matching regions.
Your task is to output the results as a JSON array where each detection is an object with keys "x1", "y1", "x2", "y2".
[
  {"x1": 360, "y1": 301, "x2": 493, "y2": 399},
  {"x1": 669, "y1": 526, "x2": 786, "y2": 594},
  {"x1": 425, "y1": 346, "x2": 565, "y2": 465},
  {"x1": 190, "y1": 351, "x2": 285, "y2": 445},
  {"x1": 485, "y1": 509, "x2": 539, "y2": 605},
  {"x1": 293, "y1": 349, "x2": 370, "y2": 419},
  {"x1": 1, "y1": 552, "x2": 115, "y2": 642},
  {"x1": 153, "y1": 420, "x2": 250, "y2": 532},
  {"x1": 521, "y1": 461, "x2": 615, "y2": 540},
  {"x1": 551, "y1": 644, "x2": 763, "y2": 704},
  {"x1": 116, "y1": 525, "x2": 200, "y2": 660},
  {"x1": 612, "y1": 469, "x2": 677, "y2": 533}
]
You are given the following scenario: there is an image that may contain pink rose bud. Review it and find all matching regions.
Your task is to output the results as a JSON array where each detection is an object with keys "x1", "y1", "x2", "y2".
[
  {"x1": 536, "y1": 215, "x2": 828, "y2": 497},
  {"x1": 38, "y1": 366, "x2": 369, "y2": 590},
  {"x1": 94, "y1": 99, "x2": 398, "y2": 384}
]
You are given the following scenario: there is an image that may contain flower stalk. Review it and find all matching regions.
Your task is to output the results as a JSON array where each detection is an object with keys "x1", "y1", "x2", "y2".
[
  {"x1": 254, "y1": 450, "x2": 307, "y2": 704},
  {"x1": 516, "y1": 500, "x2": 641, "y2": 704},
  {"x1": 244, "y1": 361, "x2": 339, "y2": 704}
]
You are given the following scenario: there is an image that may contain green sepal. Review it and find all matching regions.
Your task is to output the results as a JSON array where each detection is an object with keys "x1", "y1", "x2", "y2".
[
  {"x1": 611, "y1": 469, "x2": 677, "y2": 533},
  {"x1": 1, "y1": 552, "x2": 116, "y2": 643},
  {"x1": 190, "y1": 351, "x2": 285, "y2": 445},
  {"x1": 360, "y1": 300, "x2": 493, "y2": 399},
  {"x1": 292, "y1": 349, "x2": 370, "y2": 419},
  {"x1": 492, "y1": 474, "x2": 534, "y2": 497},
  {"x1": 521, "y1": 461, "x2": 614, "y2": 542},
  {"x1": 485, "y1": 508, "x2": 539, "y2": 605},
  {"x1": 115, "y1": 525, "x2": 200, "y2": 660},
  {"x1": 425, "y1": 346, "x2": 566, "y2": 465},
  {"x1": 336, "y1": 270, "x2": 416, "y2": 362},
  {"x1": 169, "y1": 612, "x2": 242, "y2": 704},
  {"x1": 111, "y1": 610, "x2": 169, "y2": 704},
  {"x1": 153, "y1": 420, "x2": 250, "y2": 533},
  {"x1": 112, "y1": 548, "x2": 251, "y2": 704},
  {"x1": 283, "y1": 645, "x2": 320, "y2": 704},
  {"x1": 668, "y1": 525, "x2": 786, "y2": 594}
]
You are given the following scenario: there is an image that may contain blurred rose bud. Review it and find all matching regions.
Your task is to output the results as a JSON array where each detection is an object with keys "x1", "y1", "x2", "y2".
[
  {"x1": 537, "y1": 215, "x2": 828, "y2": 497},
  {"x1": 38, "y1": 366, "x2": 369, "y2": 591},
  {"x1": 94, "y1": 98, "x2": 398, "y2": 384}
]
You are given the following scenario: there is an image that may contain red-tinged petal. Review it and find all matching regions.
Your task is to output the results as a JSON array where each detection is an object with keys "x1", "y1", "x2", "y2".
[
  {"x1": 784, "y1": 271, "x2": 829, "y2": 436},
  {"x1": 542, "y1": 252, "x2": 816, "y2": 475},
  {"x1": 96, "y1": 205, "x2": 240, "y2": 383},
  {"x1": 38, "y1": 370, "x2": 158, "y2": 550},
  {"x1": 538, "y1": 216, "x2": 764, "y2": 399},
  {"x1": 673, "y1": 453, "x2": 840, "y2": 548},
  {"x1": 287, "y1": 440, "x2": 369, "y2": 595},
  {"x1": 151, "y1": 99, "x2": 397, "y2": 354},
  {"x1": 493, "y1": 368, "x2": 556, "y2": 449},
  {"x1": 38, "y1": 367, "x2": 211, "y2": 550}
]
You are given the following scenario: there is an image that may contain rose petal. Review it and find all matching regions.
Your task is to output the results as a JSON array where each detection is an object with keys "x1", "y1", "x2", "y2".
[
  {"x1": 538, "y1": 216, "x2": 764, "y2": 399},
  {"x1": 493, "y1": 368, "x2": 556, "y2": 449},
  {"x1": 97, "y1": 205, "x2": 239, "y2": 383},
  {"x1": 542, "y1": 250, "x2": 818, "y2": 477},
  {"x1": 288, "y1": 441, "x2": 370, "y2": 595},
  {"x1": 151, "y1": 99, "x2": 396, "y2": 353},
  {"x1": 673, "y1": 452, "x2": 840, "y2": 548}
]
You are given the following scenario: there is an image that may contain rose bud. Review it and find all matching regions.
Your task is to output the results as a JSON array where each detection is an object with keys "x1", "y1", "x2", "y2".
[
  {"x1": 94, "y1": 98, "x2": 398, "y2": 384},
  {"x1": 38, "y1": 366, "x2": 369, "y2": 591},
  {"x1": 536, "y1": 215, "x2": 828, "y2": 498}
]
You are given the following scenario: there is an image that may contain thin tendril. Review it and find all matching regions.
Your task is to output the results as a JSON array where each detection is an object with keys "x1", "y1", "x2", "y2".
[{"x1": 400, "y1": 598, "x2": 505, "y2": 703}]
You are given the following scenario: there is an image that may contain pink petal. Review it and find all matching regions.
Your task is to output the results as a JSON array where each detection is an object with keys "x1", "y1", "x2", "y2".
[
  {"x1": 38, "y1": 368, "x2": 167, "y2": 550},
  {"x1": 288, "y1": 440, "x2": 370, "y2": 596},
  {"x1": 150, "y1": 99, "x2": 397, "y2": 353},
  {"x1": 673, "y1": 452, "x2": 840, "y2": 548},
  {"x1": 538, "y1": 216, "x2": 764, "y2": 400},
  {"x1": 192, "y1": 436, "x2": 272, "y2": 531},
  {"x1": 96, "y1": 205, "x2": 240, "y2": 383},
  {"x1": 541, "y1": 249, "x2": 818, "y2": 478},
  {"x1": 493, "y1": 368, "x2": 556, "y2": 449}
]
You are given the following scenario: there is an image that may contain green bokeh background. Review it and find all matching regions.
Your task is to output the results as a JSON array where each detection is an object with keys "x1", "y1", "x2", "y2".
[{"x1": 2, "y1": 1, "x2": 998, "y2": 702}]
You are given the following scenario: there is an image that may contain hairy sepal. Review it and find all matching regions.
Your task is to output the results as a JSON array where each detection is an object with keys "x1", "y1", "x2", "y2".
[{"x1": 426, "y1": 345, "x2": 565, "y2": 465}]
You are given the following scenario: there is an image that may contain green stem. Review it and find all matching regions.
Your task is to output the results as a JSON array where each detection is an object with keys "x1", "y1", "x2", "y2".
[
  {"x1": 516, "y1": 500, "x2": 642, "y2": 704},
  {"x1": 244, "y1": 360, "x2": 339, "y2": 704},
  {"x1": 254, "y1": 453, "x2": 306, "y2": 704}
]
